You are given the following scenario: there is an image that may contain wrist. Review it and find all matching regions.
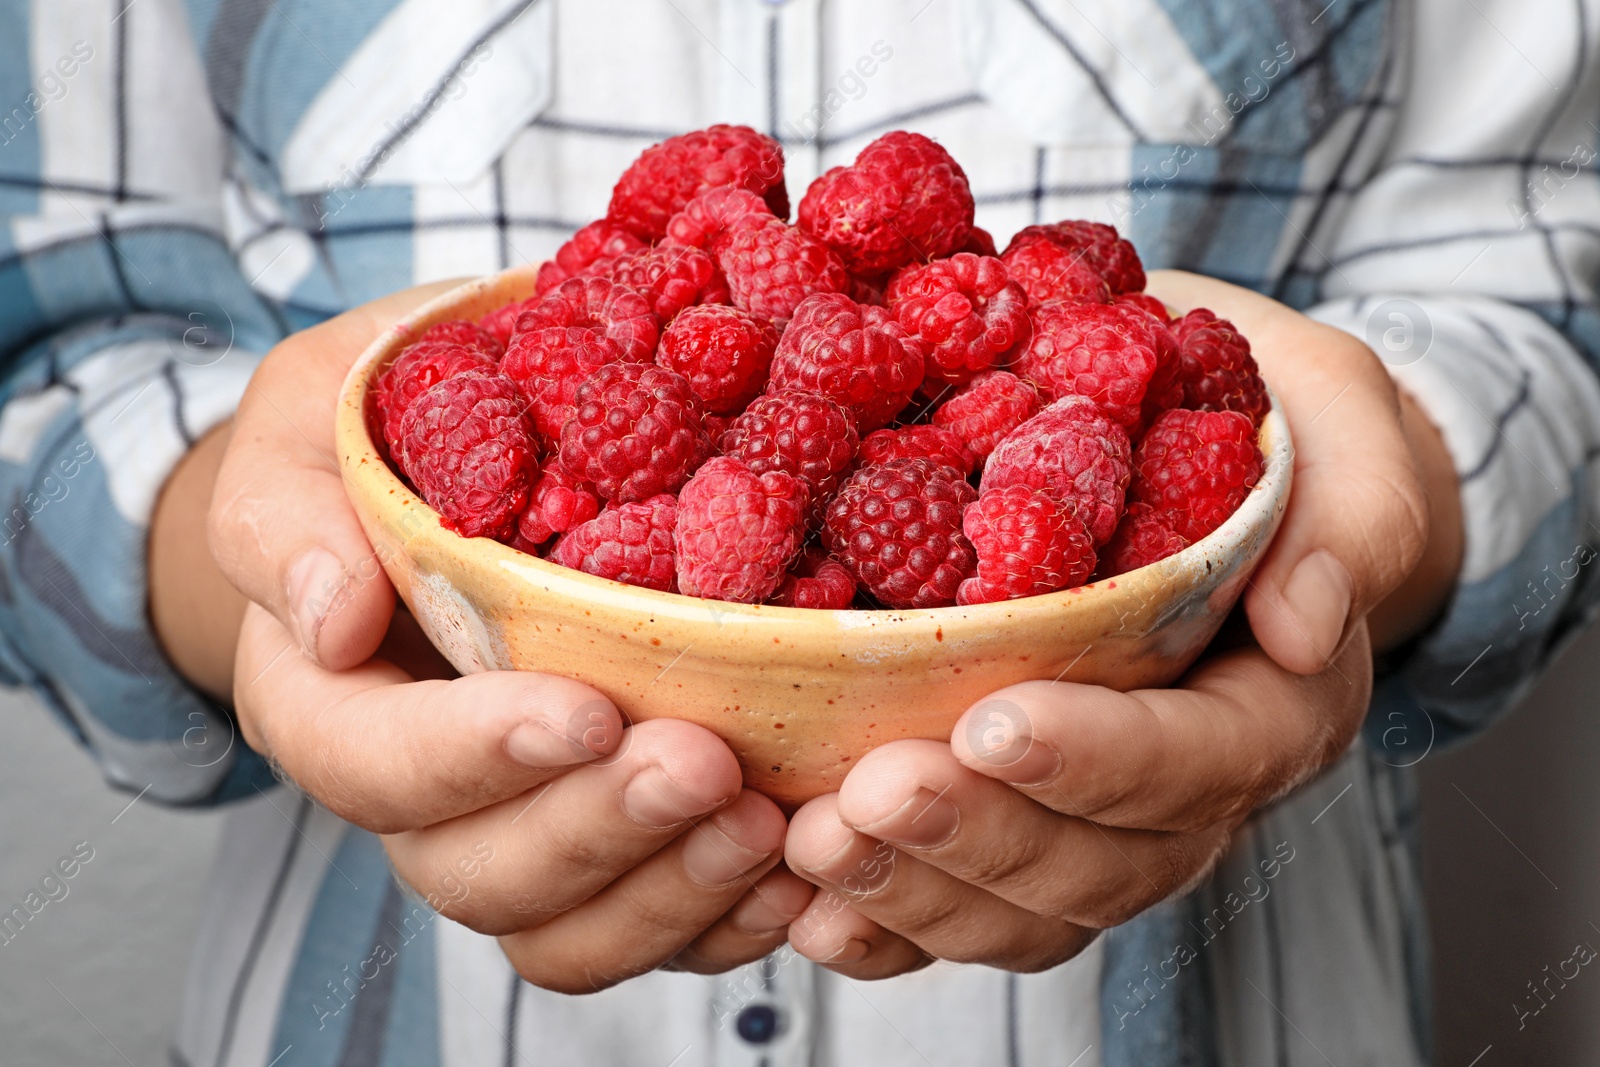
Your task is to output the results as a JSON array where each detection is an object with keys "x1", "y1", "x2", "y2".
[{"x1": 149, "y1": 420, "x2": 248, "y2": 702}]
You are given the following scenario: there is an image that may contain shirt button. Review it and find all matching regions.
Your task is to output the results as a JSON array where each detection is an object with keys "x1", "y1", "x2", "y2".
[{"x1": 735, "y1": 1003, "x2": 782, "y2": 1044}]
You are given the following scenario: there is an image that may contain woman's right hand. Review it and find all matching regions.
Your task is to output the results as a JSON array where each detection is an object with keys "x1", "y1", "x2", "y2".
[{"x1": 207, "y1": 285, "x2": 811, "y2": 991}]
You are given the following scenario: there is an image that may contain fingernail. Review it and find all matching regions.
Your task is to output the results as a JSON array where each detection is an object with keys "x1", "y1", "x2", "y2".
[
  {"x1": 622, "y1": 765, "x2": 725, "y2": 828},
  {"x1": 286, "y1": 547, "x2": 350, "y2": 660},
  {"x1": 967, "y1": 729, "x2": 1061, "y2": 786},
  {"x1": 852, "y1": 787, "x2": 960, "y2": 849},
  {"x1": 1281, "y1": 549, "x2": 1353, "y2": 661},
  {"x1": 505, "y1": 722, "x2": 599, "y2": 769},
  {"x1": 821, "y1": 938, "x2": 870, "y2": 964},
  {"x1": 681, "y1": 820, "x2": 773, "y2": 887},
  {"x1": 730, "y1": 892, "x2": 799, "y2": 936}
]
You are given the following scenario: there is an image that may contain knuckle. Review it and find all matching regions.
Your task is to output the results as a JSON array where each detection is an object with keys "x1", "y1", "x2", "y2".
[{"x1": 958, "y1": 832, "x2": 1047, "y2": 889}]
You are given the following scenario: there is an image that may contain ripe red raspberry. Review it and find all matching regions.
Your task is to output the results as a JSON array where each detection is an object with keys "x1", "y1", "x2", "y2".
[
  {"x1": 981, "y1": 396, "x2": 1131, "y2": 546},
  {"x1": 375, "y1": 341, "x2": 496, "y2": 459},
  {"x1": 886, "y1": 253, "x2": 1031, "y2": 384},
  {"x1": 674, "y1": 456, "x2": 807, "y2": 603},
  {"x1": 608, "y1": 244, "x2": 729, "y2": 322},
  {"x1": 1000, "y1": 240, "x2": 1112, "y2": 306},
  {"x1": 608, "y1": 125, "x2": 788, "y2": 241},
  {"x1": 859, "y1": 425, "x2": 976, "y2": 477},
  {"x1": 500, "y1": 328, "x2": 633, "y2": 447},
  {"x1": 551, "y1": 495, "x2": 680, "y2": 592},
  {"x1": 1170, "y1": 309, "x2": 1270, "y2": 425},
  {"x1": 1131, "y1": 408, "x2": 1263, "y2": 543},
  {"x1": 717, "y1": 218, "x2": 848, "y2": 325},
  {"x1": 1006, "y1": 221, "x2": 1145, "y2": 295},
  {"x1": 823, "y1": 458, "x2": 977, "y2": 609},
  {"x1": 396, "y1": 369, "x2": 538, "y2": 540},
  {"x1": 657, "y1": 304, "x2": 778, "y2": 414},
  {"x1": 559, "y1": 362, "x2": 712, "y2": 504},
  {"x1": 959, "y1": 227, "x2": 999, "y2": 257},
  {"x1": 536, "y1": 219, "x2": 648, "y2": 294},
  {"x1": 767, "y1": 292, "x2": 925, "y2": 432},
  {"x1": 513, "y1": 276, "x2": 660, "y2": 363},
  {"x1": 956, "y1": 485, "x2": 1096, "y2": 605},
  {"x1": 479, "y1": 296, "x2": 541, "y2": 348},
  {"x1": 509, "y1": 460, "x2": 601, "y2": 551},
  {"x1": 1140, "y1": 314, "x2": 1186, "y2": 429},
  {"x1": 1115, "y1": 292, "x2": 1171, "y2": 324},
  {"x1": 930, "y1": 370, "x2": 1041, "y2": 461},
  {"x1": 717, "y1": 387, "x2": 859, "y2": 504},
  {"x1": 1099, "y1": 502, "x2": 1191, "y2": 576},
  {"x1": 411, "y1": 319, "x2": 505, "y2": 359},
  {"x1": 771, "y1": 550, "x2": 857, "y2": 609},
  {"x1": 663, "y1": 187, "x2": 774, "y2": 253},
  {"x1": 1014, "y1": 301, "x2": 1163, "y2": 432},
  {"x1": 799, "y1": 132, "x2": 974, "y2": 274},
  {"x1": 847, "y1": 272, "x2": 890, "y2": 307}
]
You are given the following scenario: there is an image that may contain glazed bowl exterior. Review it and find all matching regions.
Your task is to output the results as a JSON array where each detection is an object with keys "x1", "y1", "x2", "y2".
[{"x1": 336, "y1": 265, "x2": 1293, "y2": 806}]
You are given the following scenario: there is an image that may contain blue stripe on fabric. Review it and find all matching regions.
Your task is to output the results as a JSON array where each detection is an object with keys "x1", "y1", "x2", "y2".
[
  {"x1": 237, "y1": 0, "x2": 408, "y2": 163},
  {"x1": 292, "y1": 185, "x2": 416, "y2": 314},
  {"x1": 1100, "y1": 895, "x2": 1217, "y2": 1067},
  {"x1": 380, "y1": 896, "x2": 443, "y2": 1067},
  {"x1": 182, "y1": 0, "x2": 229, "y2": 58},
  {"x1": 0, "y1": 4, "x2": 43, "y2": 218}
]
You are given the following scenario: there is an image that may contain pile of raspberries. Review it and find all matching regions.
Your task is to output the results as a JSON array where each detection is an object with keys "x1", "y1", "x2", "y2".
[{"x1": 374, "y1": 125, "x2": 1268, "y2": 610}]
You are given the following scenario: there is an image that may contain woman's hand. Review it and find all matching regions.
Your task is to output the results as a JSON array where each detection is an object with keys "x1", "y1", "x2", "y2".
[
  {"x1": 184, "y1": 285, "x2": 812, "y2": 991},
  {"x1": 778, "y1": 272, "x2": 1461, "y2": 975}
]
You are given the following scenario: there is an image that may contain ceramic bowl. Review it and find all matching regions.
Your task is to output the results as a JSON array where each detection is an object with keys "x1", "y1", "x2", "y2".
[{"x1": 336, "y1": 265, "x2": 1293, "y2": 806}]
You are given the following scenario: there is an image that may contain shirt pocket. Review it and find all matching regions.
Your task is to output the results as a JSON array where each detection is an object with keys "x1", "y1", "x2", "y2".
[
  {"x1": 951, "y1": 0, "x2": 1392, "y2": 154},
  {"x1": 273, "y1": 0, "x2": 554, "y2": 196}
]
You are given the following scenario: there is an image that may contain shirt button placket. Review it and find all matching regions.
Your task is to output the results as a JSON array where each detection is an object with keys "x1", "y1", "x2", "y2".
[{"x1": 710, "y1": 952, "x2": 817, "y2": 1066}]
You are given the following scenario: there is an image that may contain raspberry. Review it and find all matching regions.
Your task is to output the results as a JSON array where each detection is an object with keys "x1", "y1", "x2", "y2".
[
  {"x1": 717, "y1": 218, "x2": 848, "y2": 325},
  {"x1": 956, "y1": 485, "x2": 1096, "y2": 605},
  {"x1": 663, "y1": 187, "x2": 775, "y2": 253},
  {"x1": 558, "y1": 362, "x2": 712, "y2": 504},
  {"x1": 500, "y1": 327, "x2": 633, "y2": 447},
  {"x1": 657, "y1": 305, "x2": 779, "y2": 414},
  {"x1": 375, "y1": 341, "x2": 496, "y2": 459},
  {"x1": 823, "y1": 458, "x2": 977, "y2": 609},
  {"x1": 674, "y1": 456, "x2": 807, "y2": 603},
  {"x1": 551, "y1": 495, "x2": 680, "y2": 592},
  {"x1": 1000, "y1": 240, "x2": 1112, "y2": 306},
  {"x1": 859, "y1": 425, "x2": 976, "y2": 477},
  {"x1": 767, "y1": 292, "x2": 925, "y2": 432},
  {"x1": 608, "y1": 125, "x2": 788, "y2": 241},
  {"x1": 1099, "y1": 502, "x2": 1191, "y2": 576},
  {"x1": 799, "y1": 132, "x2": 974, "y2": 274},
  {"x1": 959, "y1": 227, "x2": 999, "y2": 258},
  {"x1": 536, "y1": 220, "x2": 649, "y2": 294},
  {"x1": 412, "y1": 319, "x2": 505, "y2": 359},
  {"x1": 513, "y1": 276, "x2": 660, "y2": 363},
  {"x1": 886, "y1": 254, "x2": 1030, "y2": 384},
  {"x1": 1014, "y1": 301, "x2": 1163, "y2": 432},
  {"x1": 981, "y1": 396, "x2": 1131, "y2": 546},
  {"x1": 1139, "y1": 314, "x2": 1186, "y2": 430},
  {"x1": 1006, "y1": 221, "x2": 1145, "y2": 295},
  {"x1": 717, "y1": 388, "x2": 859, "y2": 505},
  {"x1": 930, "y1": 370, "x2": 1041, "y2": 461},
  {"x1": 479, "y1": 297, "x2": 542, "y2": 348},
  {"x1": 608, "y1": 244, "x2": 729, "y2": 322},
  {"x1": 396, "y1": 369, "x2": 538, "y2": 540},
  {"x1": 1130, "y1": 408, "x2": 1263, "y2": 543},
  {"x1": 847, "y1": 272, "x2": 890, "y2": 307},
  {"x1": 1116, "y1": 292, "x2": 1171, "y2": 324},
  {"x1": 509, "y1": 460, "x2": 601, "y2": 551},
  {"x1": 771, "y1": 550, "x2": 856, "y2": 609},
  {"x1": 1170, "y1": 309, "x2": 1270, "y2": 425}
]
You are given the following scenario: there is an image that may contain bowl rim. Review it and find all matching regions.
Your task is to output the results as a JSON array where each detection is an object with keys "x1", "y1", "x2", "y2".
[{"x1": 336, "y1": 267, "x2": 1293, "y2": 628}]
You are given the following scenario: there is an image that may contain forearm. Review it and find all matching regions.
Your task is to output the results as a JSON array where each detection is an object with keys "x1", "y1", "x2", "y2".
[{"x1": 150, "y1": 421, "x2": 248, "y2": 703}]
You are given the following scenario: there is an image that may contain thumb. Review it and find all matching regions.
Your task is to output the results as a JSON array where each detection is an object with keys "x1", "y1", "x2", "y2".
[{"x1": 209, "y1": 281, "x2": 463, "y2": 670}]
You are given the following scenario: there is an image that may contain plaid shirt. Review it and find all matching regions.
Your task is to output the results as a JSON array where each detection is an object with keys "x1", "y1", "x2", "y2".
[{"x1": 2, "y1": 0, "x2": 1597, "y2": 1064}]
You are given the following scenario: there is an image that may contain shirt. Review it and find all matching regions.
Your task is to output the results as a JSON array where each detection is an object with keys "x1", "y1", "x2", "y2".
[{"x1": 0, "y1": 0, "x2": 1597, "y2": 1064}]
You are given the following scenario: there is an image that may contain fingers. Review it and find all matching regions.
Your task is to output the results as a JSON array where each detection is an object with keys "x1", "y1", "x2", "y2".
[
  {"x1": 952, "y1": 626, "x2": 1372, "y2": 833},
  {"x1": 234, "y1": 604, "x2": 625, "y2": 833},
  {"x1": 669, "y1": 866, "x2": 817, "y2": 974},
  {"x1": 383, "y1": 717, "x2": 745, "y2": 935},
  {"x1": 786, "y1": 796, "x2": 1094, "y2": 971},
  {"x1": 1146, "y1": 271, "x2": 1429, "y2": 674},
  {"x1": 497, "y1": 791, "x2": 787, "y2": 993},
  {"x1": 831, "y1": 741, "x2": 1229, "y2": 927},
  {"x1": 787, "y1": 892, "x2": 932, "y2": 981},
  {"x1": 209, "y1": 280, "x2": 462, "y2": 670}
]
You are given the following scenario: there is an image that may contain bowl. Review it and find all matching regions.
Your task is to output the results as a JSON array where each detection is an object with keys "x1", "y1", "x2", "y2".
[{"x1": 336, "y1": 265, "x2": 1293, "y2": 806}]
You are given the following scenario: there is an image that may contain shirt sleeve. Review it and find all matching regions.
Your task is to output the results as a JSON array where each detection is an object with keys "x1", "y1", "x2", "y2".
[
  {"x1": 1307, "y1": 0, "x2": 1600, "y2": 749},
  {"x1": 0, "y1": 2, "x2": 287, "y2": 803}
]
